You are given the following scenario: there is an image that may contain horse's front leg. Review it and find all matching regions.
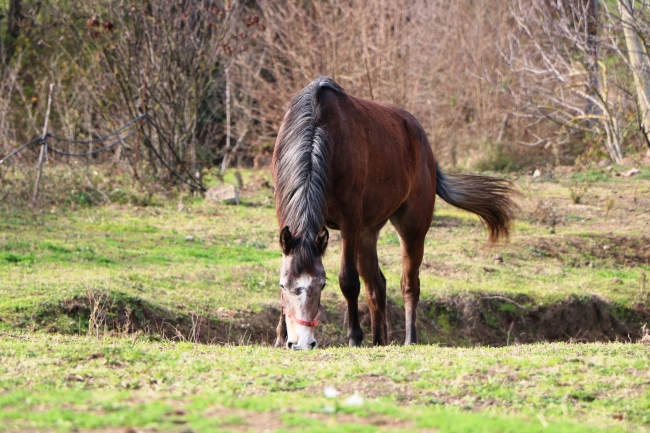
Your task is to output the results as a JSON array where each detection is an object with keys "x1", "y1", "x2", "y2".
[
  {"x1": 339, "y1": 227, "x2": 364, "y2": 346},
  {"x1": 357, "y1": 226, "x2": 389, "y2": 345}
]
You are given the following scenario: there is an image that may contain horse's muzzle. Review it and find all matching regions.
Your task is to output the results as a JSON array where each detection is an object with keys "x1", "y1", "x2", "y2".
[{"x1": 287, "y1": 340, "x2": 317, "y2": 350}]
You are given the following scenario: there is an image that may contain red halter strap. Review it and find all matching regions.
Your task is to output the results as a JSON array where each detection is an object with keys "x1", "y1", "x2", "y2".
[{"x1": 281, "y1": 291, "x2": 320, "y2": 327}]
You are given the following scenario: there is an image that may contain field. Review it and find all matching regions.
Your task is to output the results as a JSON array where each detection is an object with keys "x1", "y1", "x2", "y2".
[{"x1": 1, "y1": 164, "x2": 650, "y2": 432}]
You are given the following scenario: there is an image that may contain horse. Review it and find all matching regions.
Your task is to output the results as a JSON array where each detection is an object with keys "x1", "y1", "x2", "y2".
[{"x1": 272, "y1": 76, "x2": 517, "y2": 350}]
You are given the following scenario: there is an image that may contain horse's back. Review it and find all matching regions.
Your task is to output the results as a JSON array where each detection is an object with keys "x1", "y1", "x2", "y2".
[{"x1": 319, "y1": 89, "x2": 436, "y2": 227}]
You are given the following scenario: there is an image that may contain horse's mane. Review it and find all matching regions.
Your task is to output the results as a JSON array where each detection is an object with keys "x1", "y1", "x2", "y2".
[{"x1": 273, "y1": 76, "x2": 342, "y2": 275}]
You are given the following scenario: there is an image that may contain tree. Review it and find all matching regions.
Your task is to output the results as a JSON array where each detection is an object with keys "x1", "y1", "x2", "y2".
[
  {"x1": 619, "y1": 0, "x2": 650, "y2": 154},
  {"x1": 503, "y1": 0, "x2": 650, "y2": 162}
]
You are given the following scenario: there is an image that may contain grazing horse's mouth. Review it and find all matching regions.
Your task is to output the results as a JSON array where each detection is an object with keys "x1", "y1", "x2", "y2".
[{"x1": 287, "y1": 341, "x2": 317, "y2": 350}]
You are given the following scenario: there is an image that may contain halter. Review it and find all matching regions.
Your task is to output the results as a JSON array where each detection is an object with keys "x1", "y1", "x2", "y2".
[{"x1": 281, "y1": 291, "x2": 320, "y2": 327}]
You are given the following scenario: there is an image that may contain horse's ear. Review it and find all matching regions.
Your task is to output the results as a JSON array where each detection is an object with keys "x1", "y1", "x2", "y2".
[
  {"x1": 315, "y1": 226, "x2": 329, "y2": 254},
  {"x1": 280, "y1": 226, "x2": 293, "y2": 255}
]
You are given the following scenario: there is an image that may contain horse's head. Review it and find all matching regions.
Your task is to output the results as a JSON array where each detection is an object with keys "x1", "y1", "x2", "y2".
[{"x1": 278, "y1": 225, "x2": 329, "y2": 350}]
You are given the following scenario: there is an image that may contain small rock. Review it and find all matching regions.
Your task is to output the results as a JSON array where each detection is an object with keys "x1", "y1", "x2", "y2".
[
  {"x1": 185, "y1": 235, "x2": 195, "y2": 242},
  {"x1": 597, "y1": 158, "x2": 611, "y2": 168},
  {"x1": 66, "y1": 374, "x2": 85, "y2": 382},
  {"x1": 554, "y1": 166, "x2": 574, "y2": 176},
  {"x1": 532, "y1": 169, "x2": 541, "y2": 179},
  {"x1": 603, "y1": 245, "x2": 611, "y2": 250},
  {"x1": 612, "y1": 277, "x2": 622, "y2": 284},
  {"x1": 622, "y1": 168, "x2": 640, "y2": 178},
  {"x1": 323, "y1": 386, "x2": 339, "y2": 398},
  {"x1": 205, "y1": 184, "x2": 239, "y2": 205},
  {"x1": 493, "y1": 253, "x2": 503, "y2": 262},
  {"x1": 344, "y1": 392, "x2": 364, "y2": 406},
  {"x1": 619, "y1": 156, "x2": 636, "y2": 167}
]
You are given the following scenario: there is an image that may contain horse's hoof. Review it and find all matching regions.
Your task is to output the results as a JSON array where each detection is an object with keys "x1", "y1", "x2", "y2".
[{"x1": 348, "y1": 329, "x2": 364, "y2": 347}]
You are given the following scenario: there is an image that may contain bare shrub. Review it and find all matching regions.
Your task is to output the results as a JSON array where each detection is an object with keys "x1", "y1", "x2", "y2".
[
  {"x1": 530, "y1": 199, "x2": 560, "y2": 228},
  {"x1": 3, "y1": 1, "x2": 261, "y2": 182},
  {"x1": 86, "y1": 285, "x2": 111, "y2": 338},
  {"x1": 237, "y1": 0, "x2": 516, "y2": 168}
]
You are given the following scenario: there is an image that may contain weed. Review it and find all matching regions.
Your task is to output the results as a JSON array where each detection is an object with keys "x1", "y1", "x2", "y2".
[
  {"x1": 470, "y1": 141, "x2": 536, "y2": 173},
  {"x1": 568, "y1": 183, "x2": 588, "y2": 204},
  {"x1": 638, "y1": 272, "x2": 649, "y2": 304},
  {"x1": 605, "y1": 197, "x2": 615, "y2": 216},
  {"x1": 570, "y1": 170, "x2": 611, "y2": 183}
]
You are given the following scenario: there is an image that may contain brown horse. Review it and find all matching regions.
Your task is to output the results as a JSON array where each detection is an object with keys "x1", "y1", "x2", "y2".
[{"x1": 272, "y1": 77, "x2": 517, "y2": 350}]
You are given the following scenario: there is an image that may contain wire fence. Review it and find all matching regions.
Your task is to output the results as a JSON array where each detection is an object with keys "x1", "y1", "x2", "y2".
[{"x1": 0, "y1": 112, "x2": 207, "y2": 203}]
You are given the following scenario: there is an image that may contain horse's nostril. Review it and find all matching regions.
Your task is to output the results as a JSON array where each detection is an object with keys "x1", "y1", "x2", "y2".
[
  {"x1": 310, "y1": 341, "x2": 317, "y2": 349},
  {"x1": 286, "y1": 341, "x2": 293, "y2": 349}
]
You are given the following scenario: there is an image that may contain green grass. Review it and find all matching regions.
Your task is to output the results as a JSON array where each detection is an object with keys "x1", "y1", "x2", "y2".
[
  {"x1": 1, "y1": 167, "x2": 650, "y2": 431},
  {"x1": 1, "y1": 168, "x2": 649, "y2": 334},
  {"x1": 0, "y1": 335, "x2": 648, "y2": 432}
]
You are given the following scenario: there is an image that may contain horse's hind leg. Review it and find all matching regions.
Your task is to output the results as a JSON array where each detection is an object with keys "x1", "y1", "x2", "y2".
[
  {"x1": 274, "y1": 311, "x2": 287, "y2": 348},
  {"x1": 390, "y1": 201, "x2": 432, "y2": 345},
  {"x1": 339, "y1": 226, "x2": 364, "y2": 346},
  {"x1": 357, "y1": 225, "x2": 389, "y2": 345}
]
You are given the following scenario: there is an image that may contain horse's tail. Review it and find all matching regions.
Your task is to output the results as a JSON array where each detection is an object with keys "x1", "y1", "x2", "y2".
[{"x1": 435, "y1": 163, "x2": 518, "y2": 242}]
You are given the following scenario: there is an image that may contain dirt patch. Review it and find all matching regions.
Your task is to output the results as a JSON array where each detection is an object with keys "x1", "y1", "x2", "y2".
[
  {"x1": 431, "y1": 214, "x2": 480, "y2": 228},
  {"x1": 530, "y1": 234, "x2": 650, "y2": 267},
  {"x1": 203, "y1": 406, "x2": 418, "y2": 431},
  {"x1": 203, "y1": 406, "x2": 284, "y2": 432},
  {"x1": 313, "y1": 374, "x2": 411, "y2": 400},
  {"x1": 30, "y1": 288, "x2": 648, "y2": 349}
]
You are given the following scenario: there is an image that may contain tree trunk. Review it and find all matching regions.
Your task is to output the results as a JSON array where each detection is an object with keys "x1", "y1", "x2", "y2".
[
  {"x1": 221, "y1": 67, "x2": 232, "y2": 175},
  {"x1": 5, "y1": 0, "x2": 22, "y2": 62},
  {"x1": 619, "y1": 0, "x2": 650, "y2": 153},
  {"x1": 585, "y1": 0, "x2": 600, "y2": 127}
]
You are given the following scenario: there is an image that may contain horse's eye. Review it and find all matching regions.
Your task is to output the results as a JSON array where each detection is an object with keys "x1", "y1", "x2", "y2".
[
  {"x1": 279, "y1": 284, "x2": 285, "y2": 289},
  {"x1": 321, "y1": 283, "x2": 326, "y2": 291}
]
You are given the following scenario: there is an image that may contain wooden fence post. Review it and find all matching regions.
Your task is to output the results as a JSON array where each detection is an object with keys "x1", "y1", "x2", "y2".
[{"x1": 32, "y1": 83, "x2": 54, "y2": 205}]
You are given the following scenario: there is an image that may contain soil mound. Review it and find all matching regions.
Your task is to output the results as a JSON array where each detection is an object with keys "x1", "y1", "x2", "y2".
[{"x1": 44, "y1": 292, "x2": 650, "y2": 347}]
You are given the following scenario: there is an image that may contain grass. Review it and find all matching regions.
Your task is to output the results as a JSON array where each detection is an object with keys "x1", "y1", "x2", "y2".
[
  {"x1": 2, "y1": 167, "x2": 649, "y2": 330},
  {"x1": 0, "y1": 334, "x2": 648, "y2": 432},
  {"x1": 1, "y1": 165, "x2": 650, "y2": 431}
]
